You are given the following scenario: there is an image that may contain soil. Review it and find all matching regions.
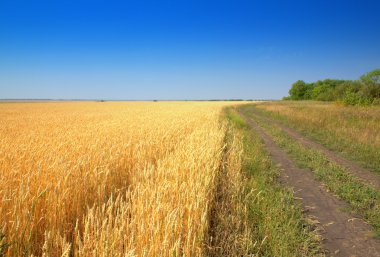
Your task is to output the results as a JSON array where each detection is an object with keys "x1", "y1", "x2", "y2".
[
  {"x1": 249, "y1": 107, "x2": 380, "y2": 191},
  {"x1": 239, "y1": 108, "x2": 380, "y2": 257}
]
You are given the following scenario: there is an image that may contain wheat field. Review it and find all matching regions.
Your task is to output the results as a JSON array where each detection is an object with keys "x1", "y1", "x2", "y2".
[{"x1": 0, "y1": 101, "x2": 251, "y2": 256}]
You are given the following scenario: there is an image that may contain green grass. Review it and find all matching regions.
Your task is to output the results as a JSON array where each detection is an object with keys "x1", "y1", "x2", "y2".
[
  {"x1": 253, "y1": 101, "x2": 380, "y2": 174},
  {"x1": 225, "y1": 107, "x2": 323, "y2": 257},
  {"x1": 241, "y1": 105, "x2": 380, "y2": 237}
]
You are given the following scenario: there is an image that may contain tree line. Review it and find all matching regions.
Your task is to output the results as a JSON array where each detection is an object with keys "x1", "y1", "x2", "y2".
[{"x1": 284, "y1": 69, "x2": 380, "y2": 106}]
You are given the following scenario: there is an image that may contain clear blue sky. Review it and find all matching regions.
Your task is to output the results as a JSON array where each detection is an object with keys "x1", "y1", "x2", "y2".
[{"x1": 1, "y1": 0, "x2": 379, "y2": 100}]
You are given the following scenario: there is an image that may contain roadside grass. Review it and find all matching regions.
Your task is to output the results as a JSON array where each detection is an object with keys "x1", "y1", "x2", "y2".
[
  {"x1": 254, "y1": 101, "x2": 380, "y2": 174},
  {"x1": 206, "y1": 112, "x2": 256, "y2": 256},
  {"x1": 241, "y1": 105, "x2": 380, "y2": 237},
  {"x1": 225, "y1": 107, "x2": 323, "y2": 257}
]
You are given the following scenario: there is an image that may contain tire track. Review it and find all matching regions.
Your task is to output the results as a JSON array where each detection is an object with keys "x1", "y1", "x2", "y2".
[
  {"x1": 239, "y1": 108, "x2": 380, "y2": 257},
  {"x1": 247, "y1": 106, "x2": 380, "y2": 191}
]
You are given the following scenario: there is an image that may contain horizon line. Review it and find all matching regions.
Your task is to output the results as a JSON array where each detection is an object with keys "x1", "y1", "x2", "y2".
[{"x1": 0, "y1": 98, "x2": 277, "y2": 102}]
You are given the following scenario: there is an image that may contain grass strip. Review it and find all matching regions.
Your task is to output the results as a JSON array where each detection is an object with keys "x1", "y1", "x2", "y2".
[
  {"x1": 242, "y1": 106, "x2": 380, "y2": 237},
  {"x1": 225, "y1": 107, "x2": 323, "y2": 257}
]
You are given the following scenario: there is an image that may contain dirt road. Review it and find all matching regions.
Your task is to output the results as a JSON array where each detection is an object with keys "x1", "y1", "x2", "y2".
[
  {"x1": 247, "y1": 106, "x2": 380, "y2": 191},
  {"x1": 239, "y1": 108, "x2": 380, "y2": 257}
]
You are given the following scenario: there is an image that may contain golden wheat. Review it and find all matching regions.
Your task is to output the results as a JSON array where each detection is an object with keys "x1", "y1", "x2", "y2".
[{"x1": 0, "y1": 101, "x2": 250, "y2": 256}]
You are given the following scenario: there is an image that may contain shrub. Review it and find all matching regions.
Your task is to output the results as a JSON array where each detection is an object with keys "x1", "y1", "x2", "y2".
[
  {"x1": 342, "y1": 91, "x2": 373, "y2": 106},
  {"x1": 372, "y1": 98, "x2": 380, "y2": 105}
]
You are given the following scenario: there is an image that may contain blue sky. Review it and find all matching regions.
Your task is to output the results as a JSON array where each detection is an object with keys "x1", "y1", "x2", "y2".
[{"x1": 1, "y1": 0, "x2": 379, "y2": 100}]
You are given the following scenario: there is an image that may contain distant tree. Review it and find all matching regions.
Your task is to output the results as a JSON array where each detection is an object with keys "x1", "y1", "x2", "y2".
[
  {"x1": 288, "y1": 80, "x2": 308, "y2": 100},
  {"x1": 312, "y1": 79, "x2": 345, "y2": 101},
  {"x1": 342, "y1": 90, "x2": 373, "y2": 106},
  {"x1": 360, "y1": 69, "x2": 380, "y2": 85},
  {"x1": 360, "y1": 69, "x2": 380, "y2": 99},
  {"x1": 304, "y1": 82, "x2": 315, "y2": 99},
  {"x1": 285, "y1": 69, "x2": 380, "y2": 105},
  {"x1": 333, "y1": 80, "x2": 360, "y2": 100}
]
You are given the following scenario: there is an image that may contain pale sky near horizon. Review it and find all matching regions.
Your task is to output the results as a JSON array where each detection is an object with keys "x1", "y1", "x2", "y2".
[{"x1": 1, "y1": 0, "x2": 379, "y2": 100}]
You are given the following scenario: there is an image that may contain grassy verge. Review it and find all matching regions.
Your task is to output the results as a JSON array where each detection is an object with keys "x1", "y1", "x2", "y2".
[
  {"x1": 253, "y1": 102, "x2": 380, "y2": 174},
  {"x1": 224, "y1": 107, "x2": 322, "y2": 256},
  {"x1": 241, "y1": 106, "x2": 380, "y2": 236}
]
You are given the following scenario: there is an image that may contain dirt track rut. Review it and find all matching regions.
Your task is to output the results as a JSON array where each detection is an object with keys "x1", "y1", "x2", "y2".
[
  {"x1": 239, "y1": 108, "x2": 380, "y2": 257},
  {"x1": 248, "y1": 106, "x2": 380, "y2": 191}
]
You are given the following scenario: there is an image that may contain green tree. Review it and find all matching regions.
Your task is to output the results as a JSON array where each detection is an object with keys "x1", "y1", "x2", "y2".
[
  {"x1": 288, "y1": 80, "x2": 308, "y2": 100},
  {"x1": 285, "y1": 69, "x2": 380, "y2": 105},
  {"x1": 360, "y1": 69, "x2": 380, "y2": 99},
  {"x1": 360, "y1": 69, "x2": 380, "y2": 85}
]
